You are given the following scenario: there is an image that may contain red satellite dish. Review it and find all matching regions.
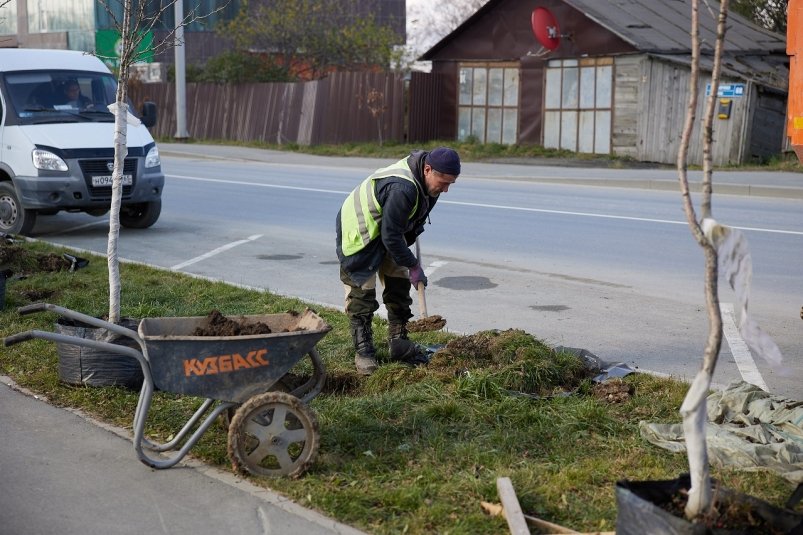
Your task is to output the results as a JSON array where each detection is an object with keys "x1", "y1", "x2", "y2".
[{"x1": 531, "y1": 7, "x2": 561, "y2": 50}]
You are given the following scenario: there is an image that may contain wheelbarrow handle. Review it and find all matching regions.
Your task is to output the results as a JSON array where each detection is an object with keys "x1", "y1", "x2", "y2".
[
  {"x1": 17, "y1": 302, "x2": 49, "y2": 315},
  {"x1": 3, "y1": 331, "x2": 37, "y2": 346}
]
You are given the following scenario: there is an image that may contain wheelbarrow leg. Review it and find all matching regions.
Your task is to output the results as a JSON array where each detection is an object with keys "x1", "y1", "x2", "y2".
[
  {"x1": 132, "y1": 389, "x2": 235, "y2": 469},
  {"x1": 140, "y1": 398, "x2": 237, "y2": 452}
]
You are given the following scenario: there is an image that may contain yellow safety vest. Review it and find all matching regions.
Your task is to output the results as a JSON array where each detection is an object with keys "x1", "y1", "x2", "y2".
[{"x1": 340, "y1": 158, "x2": 421, "y2": 257}]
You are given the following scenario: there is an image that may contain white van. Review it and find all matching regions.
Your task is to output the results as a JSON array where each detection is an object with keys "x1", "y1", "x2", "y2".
[{"x1": 0, "y1": 48, "x2": 164, "y2": 235}]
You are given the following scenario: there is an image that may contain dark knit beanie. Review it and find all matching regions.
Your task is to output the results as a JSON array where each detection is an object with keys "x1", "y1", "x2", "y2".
[{"x1": 426, "y1": 147, "x2": 461, "y2": 176}]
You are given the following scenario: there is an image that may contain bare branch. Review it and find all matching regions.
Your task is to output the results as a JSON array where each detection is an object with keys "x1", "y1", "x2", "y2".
[
  {"x1": 701, "y1": 1, "x2": 730, "y2": 219},
  {"x1": 95, "y1": 0, "x2": 122, "y2": 37},
  {"x1": 134, "y1": 2, "x2": 229, "y2": 63},
  {"x1": 677, "y1": 0, "x2": 702, "y2": 241},
  {"x1": 94, "y1": 0, "x2": 230, "y2": 66}
]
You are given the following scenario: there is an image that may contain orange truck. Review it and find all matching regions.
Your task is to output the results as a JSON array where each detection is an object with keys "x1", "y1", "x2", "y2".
[{"x1": 789, "y1": 0, "x2": 803, "y2": 162}]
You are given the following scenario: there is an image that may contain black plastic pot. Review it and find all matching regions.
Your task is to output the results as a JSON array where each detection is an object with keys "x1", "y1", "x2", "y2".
[
  {"x1": 615, "y1": 475, "x2": 803, "y2": 535},
  {"x1": 55, "y1": 317, "x2": 144, "y2": 389}
]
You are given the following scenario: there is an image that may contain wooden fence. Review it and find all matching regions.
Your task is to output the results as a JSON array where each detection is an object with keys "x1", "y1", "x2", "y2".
[{"x1": 130, "y1": 71, "x2": 406, "y2": 145}]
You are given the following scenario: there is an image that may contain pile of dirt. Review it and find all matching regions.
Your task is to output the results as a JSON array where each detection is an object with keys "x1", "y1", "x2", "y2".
[
  {"x1": 37, "y1": 253, "x2": 71, "y2": 272},
  {"x1": 0, "y1": 241, "x2": 71, "y2": 274},
  {"x1": 432, "y1": 331, "x2": 499, "y2": 367},
  {"x1": 407, "y1": 314, "x2": 446, "y2": 332},
  {"x1": 427, "y1": 329, "x2": 594, "y2": 396},
  {"x1": 591, "y1": 378, "x2": 633, "y2": 403},
  {"x1": 192, "y1": 309, "x2": 273, "y2": 336}
]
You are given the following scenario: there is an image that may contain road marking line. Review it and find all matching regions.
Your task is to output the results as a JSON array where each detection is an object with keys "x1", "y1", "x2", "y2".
[
  {"x1": 441, "y1": 201, "x2": 803, "y2": 236},
  {"x1": 427, "y1": 260, "x2": 448, "y2": 277},
  {"x1": 167, "y1": 174, "x2": 803, "y2": 236},
  {"x1": 720, "y1": 302, "x2": 768, "y2": 391},
  {"x1": 167, "y1": 174, "x2": 345, "y2": 195},
  {"x1": 171, "y1": 234, "x2": 263, "y2": 270}
]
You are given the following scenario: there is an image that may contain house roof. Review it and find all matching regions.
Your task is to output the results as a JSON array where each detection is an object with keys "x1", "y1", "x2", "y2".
[
  {"x1": 651, "y1": 53, "x2": 789, "y2": 92},
  {"x1": 419, "y1": 0, "x2": 787, "y2": 91},
  {"x1": 562, "y1": 0, "x2": 786, "y2": 54},
  {"x1": 421, "y1": 0, "x2": 786, "y2": 59}
]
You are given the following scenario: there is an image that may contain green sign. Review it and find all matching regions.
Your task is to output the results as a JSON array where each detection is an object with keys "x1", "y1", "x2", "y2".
[{"x1": 95, "y1": 29, "x2": 154, "y2": 69}]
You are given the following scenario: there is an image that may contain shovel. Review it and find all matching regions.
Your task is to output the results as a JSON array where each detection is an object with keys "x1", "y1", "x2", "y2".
[
  {"x1": 407, "y1": 238, "x2": 446, "y2": 332},
  {"x1": 415, "y1": 239, "x2": 428, "y2": 317}
]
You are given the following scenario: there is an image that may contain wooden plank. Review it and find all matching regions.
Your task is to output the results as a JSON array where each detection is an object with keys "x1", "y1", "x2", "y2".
[{"x1": 496, "y1": 477, "x2": 530, "y2": 535}]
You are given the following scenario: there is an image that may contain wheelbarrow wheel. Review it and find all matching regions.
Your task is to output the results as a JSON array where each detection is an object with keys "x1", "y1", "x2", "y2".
[{"x1": 228, "y1": 391, "x2": 320, "y2": 478}]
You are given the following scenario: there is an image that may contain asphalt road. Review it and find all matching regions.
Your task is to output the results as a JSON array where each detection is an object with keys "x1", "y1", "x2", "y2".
[{"x1": 28, "y1": 145, "x2": 803, "y2": 400}]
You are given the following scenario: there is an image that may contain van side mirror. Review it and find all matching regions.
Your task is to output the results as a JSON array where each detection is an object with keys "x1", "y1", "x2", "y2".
[{"x1": 140, "y1": 101, "x2": 157, "y2": 128}]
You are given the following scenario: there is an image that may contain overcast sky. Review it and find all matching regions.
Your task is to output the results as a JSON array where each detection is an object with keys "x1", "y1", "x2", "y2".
[{"x1": 406, "y1": 0, "x2": 487, "y2": 54}]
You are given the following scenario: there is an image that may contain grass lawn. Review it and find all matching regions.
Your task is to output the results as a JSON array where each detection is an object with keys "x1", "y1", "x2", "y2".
[{"x1": 0, "y1": 239, "x2": 795, "y2": 534}]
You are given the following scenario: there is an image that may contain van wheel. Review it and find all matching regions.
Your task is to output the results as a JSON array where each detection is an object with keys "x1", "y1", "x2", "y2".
[
  {"x1": 0, "y1": 182, "x2": 37, "y2": 235},
  {"x1": 120, "y1": 200, "x2": 161, "y2": 229}
]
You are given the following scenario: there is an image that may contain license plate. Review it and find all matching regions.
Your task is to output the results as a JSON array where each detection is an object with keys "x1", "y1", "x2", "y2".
[{"x1": 91, "y1": 174, "x2": 133, "y2": 187}]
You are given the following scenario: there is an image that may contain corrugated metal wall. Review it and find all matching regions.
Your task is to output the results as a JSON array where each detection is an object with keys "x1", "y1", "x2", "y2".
[
  {"x1": 407, "y1": 71, "x2": 444, "y2": 142},
  {"x1": 130, "y1": 72, "x2": 404, "y2": 145}
]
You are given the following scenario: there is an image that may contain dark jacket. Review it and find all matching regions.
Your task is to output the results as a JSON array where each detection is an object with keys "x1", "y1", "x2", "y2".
[{"x1": 336, "y1": 150, "x2": 438, "y2": 285}]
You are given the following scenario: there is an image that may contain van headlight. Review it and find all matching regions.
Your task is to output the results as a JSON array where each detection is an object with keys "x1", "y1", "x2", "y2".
[
  {"x1": 145, "y1": 146, "x2": 161, "y2": 168},
  {"x1": 32, "y1": 149, "x2": 68, "y2": 171}
]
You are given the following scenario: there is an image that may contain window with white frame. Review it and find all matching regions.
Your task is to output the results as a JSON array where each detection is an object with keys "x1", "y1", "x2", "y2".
[
  {"x1": 458, "y1": 63, "x2": 519, "y2": 144},
  {"x1": 543, "y1": 57, "x2": 612, "y2": 154}
]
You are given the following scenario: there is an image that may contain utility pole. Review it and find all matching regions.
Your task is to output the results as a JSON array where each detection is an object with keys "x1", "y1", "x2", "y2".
[{"x1": 174, "y1": 0, "x2": 189, "y2": 139}]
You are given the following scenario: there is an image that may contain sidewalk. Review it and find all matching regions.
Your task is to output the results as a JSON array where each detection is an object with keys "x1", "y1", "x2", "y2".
[
  {"x1": 0, "y1": 376, "x2": 367, "y2": 535},
  {"x1": 158, "y1": 142, "x2": 803, "y2": 200}
]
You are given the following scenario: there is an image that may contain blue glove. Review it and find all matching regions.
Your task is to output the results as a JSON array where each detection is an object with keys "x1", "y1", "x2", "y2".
[{"x1": 409, "y1": 263, "x2": 427, "y2": 287}]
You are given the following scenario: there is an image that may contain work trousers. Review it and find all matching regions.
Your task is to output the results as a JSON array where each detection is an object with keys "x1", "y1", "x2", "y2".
[{"x1": 340, "y1": 254, "x2": 413, "y2": 324}]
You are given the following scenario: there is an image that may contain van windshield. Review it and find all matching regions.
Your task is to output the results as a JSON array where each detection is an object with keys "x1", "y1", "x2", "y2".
[{"x1": 4, "y1": 70, "x2": 119, "y2": 124}]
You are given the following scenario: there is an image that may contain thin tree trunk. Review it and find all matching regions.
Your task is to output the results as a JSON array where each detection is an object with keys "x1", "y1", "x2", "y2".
[
  {"x1": 108, "y1": 0, "x2": 132, "y2": 325},
  {"x1": 677, "y1": 0, "x2": 730, "y2": 519}
]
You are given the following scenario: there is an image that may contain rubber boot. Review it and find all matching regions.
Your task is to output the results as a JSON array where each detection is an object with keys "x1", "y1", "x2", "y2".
[
  {"x1": 387, "y1": 321, "x2": 409, "y2": 344},
  {"x1": 350, "y1": 316, "x2": 377, "y2": 375},
  {"x1": 388, "y1": 321, "x2": 427, "y2": 364}
]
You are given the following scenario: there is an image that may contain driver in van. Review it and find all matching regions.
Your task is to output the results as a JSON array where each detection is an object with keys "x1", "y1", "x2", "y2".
[{"x1": 59, "y1": 80, "x2": 92, "y2": 109}]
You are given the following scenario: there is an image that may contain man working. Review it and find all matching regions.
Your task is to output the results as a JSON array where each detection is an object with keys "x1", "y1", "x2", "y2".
[{"x1": 336, "y1": 147, "x2": 460, "y2": 375}]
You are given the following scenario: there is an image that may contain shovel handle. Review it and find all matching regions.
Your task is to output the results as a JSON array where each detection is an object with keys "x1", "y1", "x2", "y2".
[
  {"x1": 414, "y1": 239, "x2": 428, "y2": 317},
  {"x1": 416, "y1": 282, "x2": 428, "y2": 318}
]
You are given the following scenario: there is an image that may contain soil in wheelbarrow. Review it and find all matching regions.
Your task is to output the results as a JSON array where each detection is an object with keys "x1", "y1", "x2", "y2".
[
  {"x1": 191, "y1": 309, "x2": 308, "y2": 336},
  {"x1": 192, "y1": 310, "x2": 273, "y2": 336}
]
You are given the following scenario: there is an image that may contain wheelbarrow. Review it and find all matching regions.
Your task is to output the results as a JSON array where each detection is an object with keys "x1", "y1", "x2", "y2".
[{"x1": 3, "y1": 302, "x2": 331, "y2": 478}]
